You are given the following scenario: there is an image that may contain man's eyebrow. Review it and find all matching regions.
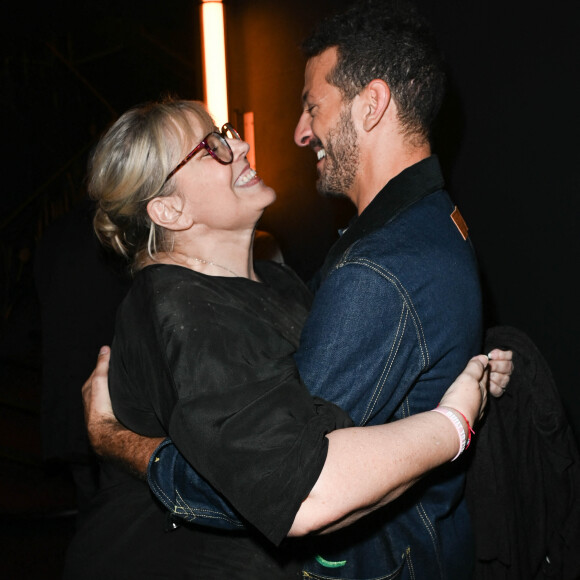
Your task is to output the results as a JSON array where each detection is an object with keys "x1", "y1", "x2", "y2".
[{"x1": 301, "y1": 90, "x2": 310, "y2": 105}]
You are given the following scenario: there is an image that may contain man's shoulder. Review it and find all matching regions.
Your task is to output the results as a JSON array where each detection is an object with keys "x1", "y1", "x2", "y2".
[
  {"x1": 347, "y1": 192, "x2": 474, "y2": 265},
  {"x1": 372, "y1": 189, "x2": 455, "y2": 236},
  {"x1": 319, "y1": 192, "x2": 480, "y2": 317}
]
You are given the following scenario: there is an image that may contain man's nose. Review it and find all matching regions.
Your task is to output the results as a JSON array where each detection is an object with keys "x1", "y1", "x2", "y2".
[{"x1": 294, "y1": 111, "x2": 312, "y2": 147}]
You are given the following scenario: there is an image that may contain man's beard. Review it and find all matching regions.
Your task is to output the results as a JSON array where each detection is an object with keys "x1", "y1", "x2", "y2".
[{"x1": 316, "y1": 105, "x2": 359, "y2": 198}]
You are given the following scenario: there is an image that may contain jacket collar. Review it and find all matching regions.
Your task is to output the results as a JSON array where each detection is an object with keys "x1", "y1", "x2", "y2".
[{"x1": 319, "y1": 155, "x2": 445, "y2": 278}]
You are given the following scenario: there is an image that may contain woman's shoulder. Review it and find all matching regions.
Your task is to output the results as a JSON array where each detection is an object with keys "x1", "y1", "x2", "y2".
[
  {"x1": 135, "y1": 263, "x2": 220, "y2": 297},
  {"x1": 255, "y1": 260, "x2": 303, "y2": 286},
  {"x1": 255, "y1": 260, "x2": 313, "y2": 311},
  {"x1": 118, "y1": 265, "x2": 214, "y2": 327}
]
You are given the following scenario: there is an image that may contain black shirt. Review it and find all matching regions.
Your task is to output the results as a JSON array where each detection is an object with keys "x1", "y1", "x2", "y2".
[{"x1": 65, "y1": 260, "x2": 349, "y2": 579}]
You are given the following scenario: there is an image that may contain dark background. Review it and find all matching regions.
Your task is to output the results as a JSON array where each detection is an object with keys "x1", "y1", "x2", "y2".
[{"x1": 1, "y1": 0, "x2": 579, "y2": 576}]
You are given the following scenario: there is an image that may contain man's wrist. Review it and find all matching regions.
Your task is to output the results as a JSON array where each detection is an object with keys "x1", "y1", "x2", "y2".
[
  {"x1": 88, "y1": 417, "x2": 124, "y2": 457},
  {"x1": 88, "y1": 418, "x2": 162, "y2": 481}
]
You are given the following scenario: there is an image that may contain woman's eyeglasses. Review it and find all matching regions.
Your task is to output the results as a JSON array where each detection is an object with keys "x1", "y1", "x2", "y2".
[{"x1": 165, "y1": 123, "x2": 241, "y2": 183}]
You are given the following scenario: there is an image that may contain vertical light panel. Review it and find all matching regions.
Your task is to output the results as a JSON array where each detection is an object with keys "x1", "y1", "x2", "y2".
[{"x1": 200, "y1": 0, "x2": 228, "y2": 126}]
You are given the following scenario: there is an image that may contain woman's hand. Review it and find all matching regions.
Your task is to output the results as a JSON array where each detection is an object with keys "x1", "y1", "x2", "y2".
[
  {"x1": 439, "y1": 355, "x2": 490, "y2": 427},
  {"x1": 486, "y1": 348, "x2": 514, "y2": 397},
  {"x1": 438, "y1": 349, "x2": 514, "y2": 427}
]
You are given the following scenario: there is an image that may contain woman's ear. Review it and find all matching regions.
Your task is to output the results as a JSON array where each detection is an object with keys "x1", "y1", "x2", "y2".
[
  {"x1": 360, "y1": 79, "x2": 391, "y2": 132},
  {"x1": 147, "y1": 196, "x2": 193, "y2": 231}
]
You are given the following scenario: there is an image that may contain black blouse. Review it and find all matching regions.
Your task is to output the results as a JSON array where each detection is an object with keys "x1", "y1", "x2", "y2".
[{"x1": 109, "y1": 260, "x2": 349, "y2": 543}]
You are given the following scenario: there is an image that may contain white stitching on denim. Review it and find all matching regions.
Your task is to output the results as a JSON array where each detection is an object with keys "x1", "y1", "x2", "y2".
[
  {"x1": 416, "y1": 500, "x2": 444, "y2": 575},
  {"x1": 360, "y1": 305, "x2": 406, "y2": 424},
  {"x1": 342, "y1": 256, "x2": 429, "y2": 363},
  {"x1": 406, "y1": 546, "x2": 416, "y2": 580},
  {"x1": 401, "y1": 395, "x2": 411, "y2": 419},
  {"x1": 415, "y1": 500, "x2": 440, "y2": 572},
  {"x1": 416, "y1": 502, "x2": 436, "y2": 542},
  {"x1": 149, "y1": 476, "x2": 243, "y2": 526},
  {"x1": 335, "y1": 257, "x2": 430, "y2": 424}
]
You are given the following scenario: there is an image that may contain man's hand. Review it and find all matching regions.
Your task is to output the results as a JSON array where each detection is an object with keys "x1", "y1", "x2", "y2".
[
  {"x1": 82, "y1": 346, "x2": 116, "y2": 449},
  {"x1": 82, "y1": 346, "x2": 164, "y2": 480}
]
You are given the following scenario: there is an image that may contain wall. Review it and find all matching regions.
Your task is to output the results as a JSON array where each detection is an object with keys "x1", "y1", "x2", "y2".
[
  {"x1": 416, "y1": 1, "x2": 580, "y2": 440},
  {"x1": 225, "y1": 0, "x2": 354, "y2": 280},
  {"x1": 224, "y1": 0, "x2": 580, "y2": 439}
]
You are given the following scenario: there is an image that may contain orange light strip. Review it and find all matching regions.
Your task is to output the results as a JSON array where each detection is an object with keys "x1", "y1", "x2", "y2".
[{"x1": 200, "y1": 0, "x2": 228, "y2": 125}]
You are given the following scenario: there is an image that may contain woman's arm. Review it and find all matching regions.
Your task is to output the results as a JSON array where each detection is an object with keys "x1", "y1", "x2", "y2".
[
  {"x1": 83, "y1": 347, "x2": 512, "y2": 537},
  {"x1": 290, "y1": 354, "x2": 487, "y2": 535}
]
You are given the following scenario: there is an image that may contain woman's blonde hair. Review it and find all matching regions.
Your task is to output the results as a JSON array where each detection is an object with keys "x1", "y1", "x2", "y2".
[{"x1": 89, "y1": 98, "x2": 214, "y2": 271}]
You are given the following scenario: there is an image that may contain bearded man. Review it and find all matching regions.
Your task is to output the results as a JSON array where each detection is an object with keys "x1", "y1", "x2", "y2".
[{"x1": 83, "y1": 2, "x2": 484, "y2": 578}]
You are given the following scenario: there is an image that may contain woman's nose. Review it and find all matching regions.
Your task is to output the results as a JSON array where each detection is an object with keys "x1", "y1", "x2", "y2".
[{"x1": 231, "y1": 137, "x2": 250, "y2": 159}]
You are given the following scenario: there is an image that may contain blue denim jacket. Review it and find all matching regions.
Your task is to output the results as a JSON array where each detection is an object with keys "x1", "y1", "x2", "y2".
[{"x1": 148, "y1": 156, "x2": 483, "y2": 579}]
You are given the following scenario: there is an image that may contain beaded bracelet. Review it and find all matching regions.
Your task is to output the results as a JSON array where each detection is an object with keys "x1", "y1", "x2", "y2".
[{"x1": 431, "y1": 407, "x2": 467, "y2": 461}]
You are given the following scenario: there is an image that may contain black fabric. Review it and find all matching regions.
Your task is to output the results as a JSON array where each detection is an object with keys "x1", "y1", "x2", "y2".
[
  {"x1": 65, "y1": 260, "x2": 351, "y2": 579},
  {"x1": 34, "y1": 198, "x2": 132, "y2": 462},
  {"x1": 33, "y1": 198, "x2": 132, "y2": 518},
  {"x1": 63, "y1": 463, "x2": 304, "y2": 580},
  {"x1": 465, "y1": 326, "x2": 580, "y2": 580}
]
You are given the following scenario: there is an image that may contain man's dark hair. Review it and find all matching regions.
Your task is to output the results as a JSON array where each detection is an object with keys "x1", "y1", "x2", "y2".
[{"x1": 301, "y1": 0, "x2": 446, "y2": 141}]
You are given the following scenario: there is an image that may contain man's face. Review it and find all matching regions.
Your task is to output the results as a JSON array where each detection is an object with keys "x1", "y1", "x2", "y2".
[{"x1": 294, "y1": 47, "x2": 359, "y2": 199}]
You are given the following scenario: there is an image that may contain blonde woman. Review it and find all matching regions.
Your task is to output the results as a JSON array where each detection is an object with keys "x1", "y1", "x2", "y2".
[{"x1": 64, "y1": 99, "x2": 511, "y2": 579}]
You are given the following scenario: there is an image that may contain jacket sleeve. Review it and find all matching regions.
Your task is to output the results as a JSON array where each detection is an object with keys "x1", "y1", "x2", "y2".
[
  {"x1": 148, "y1": 438, "x2": 245, "y2": 530},
  {"x1": 294, "y1": 261, "x2": 427, "y2": 426},
  {"x1": 146, "y1": 394, "x2": 353, "y2": 545}
]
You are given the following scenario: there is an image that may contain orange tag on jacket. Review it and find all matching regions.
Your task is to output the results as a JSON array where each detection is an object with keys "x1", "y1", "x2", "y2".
[{"x1": 450, "y1": 206, "x2": 468, "y2": 240}]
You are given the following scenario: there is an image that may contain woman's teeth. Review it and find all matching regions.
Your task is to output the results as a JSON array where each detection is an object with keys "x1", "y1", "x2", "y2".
[{"x1": 238, "y1": 168, "x2": 257, "y2": 185}]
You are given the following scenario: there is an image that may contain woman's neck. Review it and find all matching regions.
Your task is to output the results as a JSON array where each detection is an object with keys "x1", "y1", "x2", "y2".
[{"x1": 151, "y1": 230, "x2": 259, "y2": 281}]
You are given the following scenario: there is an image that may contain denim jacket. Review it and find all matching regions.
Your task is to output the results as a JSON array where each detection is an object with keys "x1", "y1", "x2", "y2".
[{"x1": 148, "y1": 156, "x2": 483, "y2": 579}]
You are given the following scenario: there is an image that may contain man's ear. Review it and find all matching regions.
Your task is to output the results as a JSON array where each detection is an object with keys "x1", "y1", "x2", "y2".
[
  {"x1": 360, "y1": 79, "x2": 391, "y2": 132},
  {"x1": 147, "y1": 196, "x2": 193, "y2": 231}
]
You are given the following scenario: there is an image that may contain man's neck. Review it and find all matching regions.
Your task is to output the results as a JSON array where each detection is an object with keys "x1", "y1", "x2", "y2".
[{"x1": 353, "y1": 143, "x2": 432, "y2": 215}]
